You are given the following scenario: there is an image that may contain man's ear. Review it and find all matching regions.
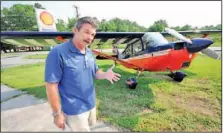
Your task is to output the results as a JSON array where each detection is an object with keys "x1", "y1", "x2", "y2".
[{"x1": 72, "y1": 27, "x2": 78, "y2": 34}]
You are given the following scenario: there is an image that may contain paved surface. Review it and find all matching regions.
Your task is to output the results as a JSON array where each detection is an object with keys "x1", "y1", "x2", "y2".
[
  {"x1": 1, "y1": 84, "x2": 120, "y2": 132},
  {"x1": 1, "y1": 51, "x2": 48, "y2": 69},
  {"x1": 1, "y1": 52, "x2": 121, "y2": 132},
  {"x1": 1, "y1": 84, "x2": 24, "y2": 102},
  {"x1": 210, "y1": 47, "x2": 221, "y2": 51}
]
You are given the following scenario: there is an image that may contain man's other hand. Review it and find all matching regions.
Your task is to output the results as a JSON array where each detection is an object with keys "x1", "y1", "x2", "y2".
[
  {"x1": 105, "y1": 64, "x2": 121, "y2": 84},
  {"x1": 54, "y1": 113, "x2": 66, "y2": 129}
]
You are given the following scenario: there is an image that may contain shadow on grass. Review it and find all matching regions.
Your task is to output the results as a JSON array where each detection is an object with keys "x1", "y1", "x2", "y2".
[{"x1": 180, "y1": 69, "x2": 197, "y2": 77}]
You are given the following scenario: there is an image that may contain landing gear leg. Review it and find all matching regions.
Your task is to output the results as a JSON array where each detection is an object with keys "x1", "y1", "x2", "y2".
[
  {"x1": 136, "y1": 69, "x2": 144, "y2": 79},
  {"x1": 114, "y1": 60, "x2": 117, "y2": 67}
]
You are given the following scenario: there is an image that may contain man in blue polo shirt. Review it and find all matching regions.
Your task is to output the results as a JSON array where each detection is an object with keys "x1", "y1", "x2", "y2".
[{"x1": 45, "y1": 16, "x2": 121, "y2": 131}]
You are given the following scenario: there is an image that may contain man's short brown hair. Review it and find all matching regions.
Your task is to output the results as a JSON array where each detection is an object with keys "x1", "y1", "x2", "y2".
[{"x1": 75, "y1": 16, "x2": 98, "y2": 30}]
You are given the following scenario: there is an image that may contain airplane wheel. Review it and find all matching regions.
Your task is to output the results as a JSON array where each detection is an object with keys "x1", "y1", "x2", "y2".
[
  {"x1": 125, "y1": 77, "x2": 138, "y2": 89},
  {"x1": 167, "y1": 71, "x2": 187, "y2": 82}
]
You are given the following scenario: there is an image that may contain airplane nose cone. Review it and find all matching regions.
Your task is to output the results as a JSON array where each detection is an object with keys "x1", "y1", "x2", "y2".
[
  {"x1": 192, "y1": 38, "x2": 213, "y2": 46},
  {"x1": 186, "y1": 38, "x2": 214, "y2": 53}
]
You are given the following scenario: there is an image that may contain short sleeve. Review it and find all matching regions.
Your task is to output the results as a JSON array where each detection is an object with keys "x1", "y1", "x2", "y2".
[
  {"x1": 91, "y1": 51, "x2": 99, "y2": 73},
  {"x1": 94, "y1": 59, "x2": 99, "y2": 72},
  {"x1": 44, "y1": 48, "x2": 63, "y2": 83}
]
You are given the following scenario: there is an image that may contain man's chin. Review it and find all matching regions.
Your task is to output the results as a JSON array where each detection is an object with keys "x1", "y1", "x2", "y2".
[
  {"x1": 82, "y1": 42, "x2": 90, "y2": 47},
  {"x1": 76, "y1": 43, "x2": 86, "y2": 49},
  {"x1": 84, "y1": 42, "x2": 91, "y2": 47}
]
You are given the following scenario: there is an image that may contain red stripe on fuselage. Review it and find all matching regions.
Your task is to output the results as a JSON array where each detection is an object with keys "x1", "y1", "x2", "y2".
[
  {"x1": 124, "y1": 48, "x2": 196, "y2": 71},
  {"x1": 93, "y1": 48, "x2": 197, "y2": 72}
]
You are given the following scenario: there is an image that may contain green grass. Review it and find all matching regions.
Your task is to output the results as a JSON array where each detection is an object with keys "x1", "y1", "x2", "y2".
[
  {"x1": 1, "y1": 54, "x2": 221, "y2": 132},
  {"x1": 24, "y1": 54, "x2": 48, "y2": 59}
]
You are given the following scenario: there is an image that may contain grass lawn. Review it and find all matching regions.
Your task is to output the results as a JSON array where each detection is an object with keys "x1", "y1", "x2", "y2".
[
  {"x1": 211, "y1": 43, "x2": 221, "y2": 47},
  {"x1": 1, "y1": 54, "x2": 221, "y2": 132}
]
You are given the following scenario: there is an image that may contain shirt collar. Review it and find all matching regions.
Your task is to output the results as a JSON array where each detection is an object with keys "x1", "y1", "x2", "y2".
[{"x1": 68, "y1": 39, "x2": 91, "y2": 54}]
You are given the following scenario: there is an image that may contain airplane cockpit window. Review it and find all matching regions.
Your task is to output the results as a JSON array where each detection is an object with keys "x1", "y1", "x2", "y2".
[
  {"x1": 132, "y1": 41, "x2": 142, "y2": 54},
  {"x1": 126, "y1": 46, "x2": 131, "y2": 56},
  {"x1": 142, "y1": 32, "x2": 169, "y2": 48},
  {"x1": 121, "y1": 45, "x2": 132, "y2": 59}
]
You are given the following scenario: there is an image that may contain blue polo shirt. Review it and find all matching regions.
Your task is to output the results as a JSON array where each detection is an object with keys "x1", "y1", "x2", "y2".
[{"x1": 44, "y1": 39, "x2": 99, "y2": 115}]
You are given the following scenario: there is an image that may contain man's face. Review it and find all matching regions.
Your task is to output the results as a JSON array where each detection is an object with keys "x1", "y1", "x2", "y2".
[{"x1": 73, "y1": 23, "x2": 96, "y2": 47}]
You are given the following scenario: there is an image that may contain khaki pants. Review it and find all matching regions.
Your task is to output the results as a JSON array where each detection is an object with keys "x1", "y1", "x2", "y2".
[{"x1": 64, "y1": 107, "x2": 96, "y2": 132}]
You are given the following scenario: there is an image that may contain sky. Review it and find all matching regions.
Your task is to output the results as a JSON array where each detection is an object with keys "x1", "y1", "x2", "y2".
[{"x1": 1, "y1": 1, "x2": 221, "y2": 28}]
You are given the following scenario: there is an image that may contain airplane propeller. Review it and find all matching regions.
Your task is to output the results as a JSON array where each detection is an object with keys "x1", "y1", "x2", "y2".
[
  {"x1": 165, "y1": 28, "x2": 193, "y2": 44},
  {"x1": 200, "y1": 48, "x2": 221, "y2": 60},
  {"x1": 165, "y1": 28, "x2": 221, "y2": 60}
]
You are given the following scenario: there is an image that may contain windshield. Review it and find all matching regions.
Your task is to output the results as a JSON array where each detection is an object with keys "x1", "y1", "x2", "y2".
[{"x1": 142, "y1": 32, "x2": 169, "y2": 47}]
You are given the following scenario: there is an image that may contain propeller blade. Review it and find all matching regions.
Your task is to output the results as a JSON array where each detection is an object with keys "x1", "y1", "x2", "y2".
[
  {"x1": 165, "y1": 28, "x2": 193, "y2": 44},
  {"x1": 201, "y1": 48, "x2": 221, "y2": 60}
]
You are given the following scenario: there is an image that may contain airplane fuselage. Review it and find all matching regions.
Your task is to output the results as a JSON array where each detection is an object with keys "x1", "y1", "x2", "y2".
[
  {"x1": 94, "y1": 38, "x2": 213, "y2": 72},
  {"x1": 123, "y1": 47, "x2": 196, "y2": 72}
]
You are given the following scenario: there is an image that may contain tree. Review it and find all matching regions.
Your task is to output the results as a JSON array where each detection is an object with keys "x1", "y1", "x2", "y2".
[
  {"x1": 67, "y1": 17, "x2": 78, "y2": 31},
  {"x1": 170, "y1": 26, "x2": 181, "y2": 31},
  {"x1": 112, "y1": 17, "x2": 122, "y2": 31},
  {"x1": 1, "y1": 4, "x2": 38, "y2": 31},
  {"x1": 180, "y1": 24, "x2": 192, "y2": 31},
  {"x1": 100, "y1": 18, "x2": 147, "y2": 32},
  {"x1": 119, "y1": 19, "x2": 129, "y2": 32},
  {"x1": 154, "y1": 19, "x2": 168, "y2": 27},
  {"x1": 56, "y1": 19, "x2": 67, "y2": 31},
  {"x1": 148, "y1": 19, "x2": 168, "y2": 32},
  {"x1": 98, "y1": 19, "x2": 108, "y2": 31},
  {"x1": 106, "y1": 20, "x2": 117, "y2": 31},
  {"x1": 215, "y1": 24, "x2": 221, "y2": 30}
]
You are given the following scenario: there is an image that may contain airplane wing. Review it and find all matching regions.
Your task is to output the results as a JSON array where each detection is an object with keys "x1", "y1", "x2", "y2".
[
  {"x1": 162, "y1": 30, "x2": 221, "y2": 36},
  {"x1": 0, "y1": 31, "x2": 147, "y2": 70},
  {"x1": 1, "y1": 30, "x2": 221, "y2": 47},
  {"x1": 0, "y1": 31, "x2": 145, "y2": 47}
]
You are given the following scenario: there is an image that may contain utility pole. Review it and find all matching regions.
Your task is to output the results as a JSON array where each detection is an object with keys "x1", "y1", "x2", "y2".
[{"x1": 72, "y1": 4, "x2": 80, "y2": 19}]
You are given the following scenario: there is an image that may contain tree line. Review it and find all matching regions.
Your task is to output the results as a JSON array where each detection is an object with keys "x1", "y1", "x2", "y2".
[{"x1": 1, "y1": 3, "x2": 221, "y2": 32}]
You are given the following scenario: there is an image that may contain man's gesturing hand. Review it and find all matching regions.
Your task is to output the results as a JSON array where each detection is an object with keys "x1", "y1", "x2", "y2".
[
  {"x1": 54, "y1": 113, "x2": 66, "y2": 129},
  {"x1": 104, "y1": 64, "x2": 121, "y2": 84}
]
